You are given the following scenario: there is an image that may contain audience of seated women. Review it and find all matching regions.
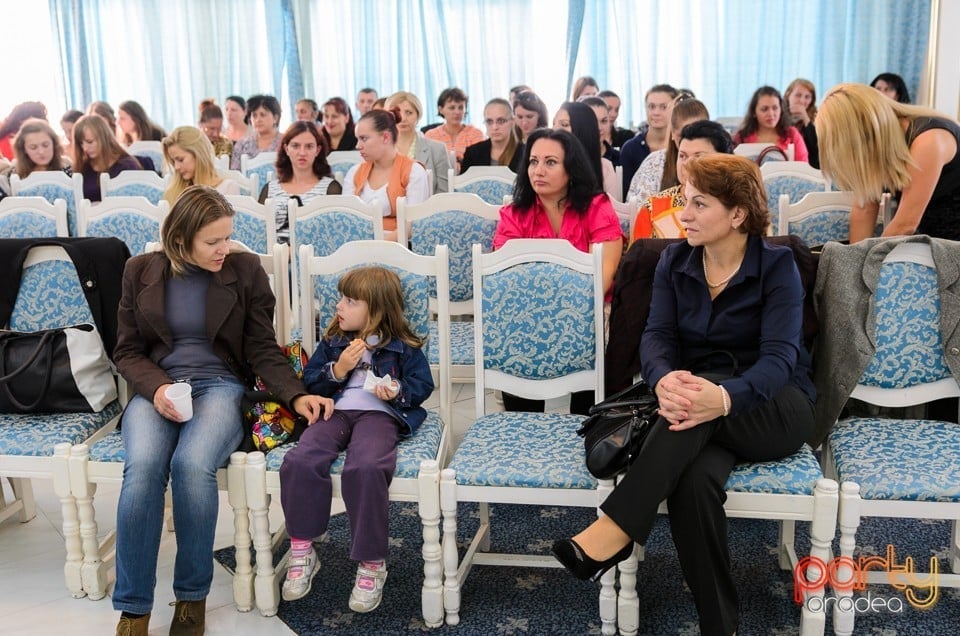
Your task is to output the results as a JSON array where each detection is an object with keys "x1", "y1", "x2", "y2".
[
  {"x1": 460, "y1": 98, "x2": 523, "y2": 173},
  {"x1": 321, "y1": 97, "x2": 357, "y2": 151},
  {"x1": 117, "y1": 100, "x2": 165, "y2": 145},
  {"x1": 162, "y1": 126, "x2": 240, "y2": 206},
  {"x1": 554, "y1": 101, "x2": 617, "y2": 199},
  {"x1": 732, "y1": 86, "x2": 809, "y2": 163},
  {"x1": 0, "y1": 101, "x2": 47, "y2": 160},
  {"x1": 570, "y1": 75, "x2": 600, "y2": 101},
  {"x1": 198, "y1": 100, "x2": 233, "y2": 158},
  {"x1": 557, "y1": 154, "x2": 814, "y2": 636},
  {"x1": 259, "y1": 121, "x2": 342, "y2": 243},
  {"x1": 424, "y1": 87, "x2": 485, "y2": 167},
  {"x1": 628, "y1": 95, "x2": 709, "y2": 203},
  {"x1": 631, "y1": 120, "x2": 733, "y2": 242},
  {"x1": 344, "y1": 108, "x2": 431, "y2": 240},
  {"x1": 581, "y1": 96, "x2": 620, "y2": 167},
  {"x1": 13, "y1": 118, "x2": 70, "y2": 178},
  {"x1": 384, "y1": 91, "x2": 449, "y2": 193},
  {"x1": 493, "y1": 127, "x2": 622, "y2": 414},
  {"x1": 72, "y1": 114, "x2": 142, "y2": 202},
  {"x1": 620, "y1": 84, "x2": 678, "y2": 194},
  {"x1": 870, "y1": 72, "x2": 911, "y2": 104},
  {"x1": 817, "y1": 82, "x2": 959, "y2": 242},
  {"x1": 784, "y1": 79, "x2": 819, "y2": 169},
  {"x1": 511, "y1": 90, "x2": 549, "y2": 145},
  {"x1": 60, "y1": 109, "x2": 83, "y2": 160},
  {"x1": 224, "y1": 95, "x2": 248, "y2": 142},
  {"x1": 231, "y1": 94, "x2": 282, "y2": 170}
]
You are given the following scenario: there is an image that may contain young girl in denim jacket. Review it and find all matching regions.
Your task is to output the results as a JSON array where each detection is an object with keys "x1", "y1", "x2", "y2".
[{"x1": 279, "y1": 266, "x2": 434, "y2": 612}]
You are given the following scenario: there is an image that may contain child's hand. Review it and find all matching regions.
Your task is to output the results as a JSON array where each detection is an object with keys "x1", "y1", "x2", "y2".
[
  {"x1": 333, "y1": 338, "x2": 366, "y2": 379},
  {"x1": 374, "y1": 380, "x2": 399, "y2": 401}
]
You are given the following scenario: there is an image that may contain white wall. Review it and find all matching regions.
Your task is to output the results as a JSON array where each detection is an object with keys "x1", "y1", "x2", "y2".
[{"x1": 929, "y1": 0, "x2": 960, "y2": 118}]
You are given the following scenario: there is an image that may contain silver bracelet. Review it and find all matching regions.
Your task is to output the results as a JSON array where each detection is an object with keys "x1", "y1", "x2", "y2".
[{"x1": 719, "y1": 385, "x2": 731, "y2": 417}]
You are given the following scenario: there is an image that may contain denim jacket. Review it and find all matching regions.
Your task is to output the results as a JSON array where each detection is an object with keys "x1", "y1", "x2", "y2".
[{"x1": 302, "y1": 334, "x2": 434, "y2": 435}]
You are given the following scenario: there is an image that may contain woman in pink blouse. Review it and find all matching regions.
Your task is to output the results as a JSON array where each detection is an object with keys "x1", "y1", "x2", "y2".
[
  {"x1": 493, "y1": 127, "x2": 623, "y2": 414},
  {"x1": 732, "y1": 86, "x2": 808, "y2": 162}
]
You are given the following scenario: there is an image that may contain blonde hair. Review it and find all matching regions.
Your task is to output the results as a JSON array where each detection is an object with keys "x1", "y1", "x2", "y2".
[
  {"x1": 161, "y1": 185, "x2": 235, "y2": 276},
  {"x1": 385, "y1": 91, "x2": 423, "y2": 122},
  {"x1": 162, "y1": 126, "x2": 219, "y2": 205},
  {"x1": 324, "y1": 267, "x2": 424, "y2": 349},
  {"x1": 817, "y1": 83, "x2": 947, "y2": 203}
]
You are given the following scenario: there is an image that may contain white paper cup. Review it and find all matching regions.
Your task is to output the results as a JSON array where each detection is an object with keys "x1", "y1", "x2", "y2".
[{"x1": 165, "y1": 383, "x2": 193, "y2": 421}]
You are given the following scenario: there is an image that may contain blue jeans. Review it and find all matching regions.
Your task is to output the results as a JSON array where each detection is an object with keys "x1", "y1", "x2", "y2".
[{"x1": 112, "y1": 377, "x2": 245, "y2": 614}]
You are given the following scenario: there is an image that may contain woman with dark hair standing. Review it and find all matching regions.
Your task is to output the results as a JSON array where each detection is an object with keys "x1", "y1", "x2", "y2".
[
  {"x1": 493, "y1": 127, "x2": 623, "y2": 414},
  {"x1": 344, "y1": 108, "x2": 431, "y2": 240},
  {"x1": 321, "y1": 97, "x2": 357, "y2": 151},
  {"x1": 117, "y1": 100, "x2": 165, "y2": 145},
  {"x1": 72, "y1": 114, "x2": 142, "y2": 202},
  {"x1": 224, "y1": 95, "x2": 248, "y2": 142},
  {"x1": 553, "y1": 101, "x2": 615, "y2": 197},
  {"x1": 260, "y1": 121, "x2": 342, "y2": 243},
  {"x1": 555, "y1": 155, "x2": 814, "y2": 636},
  {"x1": 230, "y1": 94, "x2": 282, "y2": 170},
  {"x1": 511, "y1": 91, "x2": 549, "y2": 144},
  {"x1": 870, "y1": 72, "x2": 911, "y2": 104},
  {"x1": 732, "y1": 86, "x2": 808, "y2": 162},
  {"x1": 461, "y1": 98, "x2": 523, "y2": 173}
]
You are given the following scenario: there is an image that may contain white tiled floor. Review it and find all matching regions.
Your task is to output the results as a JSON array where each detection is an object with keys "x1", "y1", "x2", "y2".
[{"x1": 0, "y1": 383, "x2": 538, "y2": 635}]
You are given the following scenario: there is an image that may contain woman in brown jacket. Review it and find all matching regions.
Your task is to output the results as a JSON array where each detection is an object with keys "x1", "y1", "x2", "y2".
[{"x1": 111, "y1": 185, "x2": 332, "y2": 635}]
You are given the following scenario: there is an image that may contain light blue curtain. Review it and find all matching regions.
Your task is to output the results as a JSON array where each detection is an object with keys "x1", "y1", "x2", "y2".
[{"x1": 47, "y1": 0, "x2": 931, "y2": 133}]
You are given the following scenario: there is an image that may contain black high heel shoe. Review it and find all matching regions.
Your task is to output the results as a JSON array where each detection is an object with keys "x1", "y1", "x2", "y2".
[{"x1": 551, "y1": 538, "x2": 634, "y2": 582}]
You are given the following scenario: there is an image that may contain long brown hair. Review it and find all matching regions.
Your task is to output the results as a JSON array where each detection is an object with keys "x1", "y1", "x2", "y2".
[
  {"x1": 275, "y1": 121, "x2": 332, "y2": 183},
  {"x1": 324, "y1": 267, "x2": 424, "y2": 349},
  {"x1": 14, "y1": 118, "x2": 66, "y2": 177},
  {"x1": 660, "y1": 96, "x2": 710, "y2": 190},
  {"x1": 72, "y1": 114, "x2": 135, "y2": 173}
]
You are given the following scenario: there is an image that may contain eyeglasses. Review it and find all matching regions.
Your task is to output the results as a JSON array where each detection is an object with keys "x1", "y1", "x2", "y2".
[{"x1": 484, "y1": 118, "x2": 512, "y2": 127}]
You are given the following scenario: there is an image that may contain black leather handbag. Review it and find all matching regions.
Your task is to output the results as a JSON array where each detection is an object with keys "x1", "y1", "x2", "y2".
[{"x1": 576, "y1": 379, "x2": 659, "y2": 479}]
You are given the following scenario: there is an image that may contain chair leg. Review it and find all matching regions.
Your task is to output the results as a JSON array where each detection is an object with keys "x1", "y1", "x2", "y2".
[
  {"x1": 799, "y1": 478, "x2": 838, "y2": 636},
  {"x1": 831, "y1": 482, "x2": 861, "y2": 636},
  {"x1": 615, "y1": 545, "x2": 639, "y2": 636},
  {"x1": 596, "y1": 479, "x2": 617, "y2": 636},
  {"x1": 778, "y1": 520, "x2": 797, "y2": 570},
  {"x1": 8, "y1": 477, "x2": 36, "y2": 522},
  {"x1": 244, "y1": 452, "x2": 280, "y2": 617},
  {"x1": 53, "y1": 443, "x2": 86, "y2": 598},
  {"x1": 950, "y1": 519, "x2": 960, "y2": 575},
  {"x1": 418, "y1": 459, "x2": 443, "y2": 628},
  {"x1": 68, "y1": 443, "x2": 112, "y2": 600},
  {"x1": 227, "y1": 452, "x2": 253, "y2": 612},
  {"x1": 439, "y1": 468, "x2": 461, "y2": 626}
]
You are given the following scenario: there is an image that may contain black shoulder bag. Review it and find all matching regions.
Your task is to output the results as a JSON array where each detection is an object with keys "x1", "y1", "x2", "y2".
[{"x1": 576, "y1": 379, "x2": 659, "y2": 480}]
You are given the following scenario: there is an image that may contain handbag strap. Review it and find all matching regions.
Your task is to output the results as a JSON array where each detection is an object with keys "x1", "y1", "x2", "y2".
[
  {"x1": 588, "y1": 378, "x2": 653, "y2": 415},
  {"x1": 0, "y1": 331, "x2": 55, "y2": 411},
  {"x1": 0, "y1": 330, "x2": 56, "y2": 382}
]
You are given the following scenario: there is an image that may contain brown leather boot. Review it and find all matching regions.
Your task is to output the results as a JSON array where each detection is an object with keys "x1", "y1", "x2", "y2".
[
  {"x1": 116, "y1": 613, "x2": 150, "y2": 636},
  {"x1": 169, "y1": 598, "x2": 205, "y2": 635}
]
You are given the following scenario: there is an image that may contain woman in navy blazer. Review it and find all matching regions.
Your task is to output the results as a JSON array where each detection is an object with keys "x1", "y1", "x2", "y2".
[{"x1": 553, "y1": 155, "x2": 815, "y2": 636}]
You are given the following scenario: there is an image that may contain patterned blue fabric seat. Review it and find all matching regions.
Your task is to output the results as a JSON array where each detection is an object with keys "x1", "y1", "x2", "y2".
[
  {"x1": 264, "y1": 410, "x2": 443, "y2": 478},
  {"x1": 763, "y1": 173, "x2": 828, "y2": 234},
  {"x1": 12, "y1": 173, "x2": 82, "y2": 236},
  {"x1": 79, "y1": 197, "x2": 168, "y2": 257},
  {"x1": 428, "y1": 320, "x2": 473, "y2": 367},
  {"x1": 0, "y1": 404, "x2": 121, "y2": 456},
  {"x1": 0, "y1": 197, "x2": 68, "y2": 238},
  {"x1": 87, "y1": 427, "x2": 126, "y2": 463},
  {"x1": 725, "y1": 445, "x2": 822, "y2": 495},
  {"x1": 106, "y1": 183, "x2": 164, "y2": 204},
  {"x1": 453, "y1": 180, "x2": 512, "y2": 205}
]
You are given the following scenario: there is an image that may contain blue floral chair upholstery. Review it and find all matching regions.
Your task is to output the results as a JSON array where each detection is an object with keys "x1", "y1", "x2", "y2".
[
  {"x1": 0, "y1": 196, "x2": 68, "y2": 238},
  {"x1": 126, "y1": 141, "x2": 165, "y2": 177},
  {"x1": 0, "y1": 247, "x2": 121, "y2": 597},
  {"x1": 327, "y1": 150, "x2": 362, "y2": 182},
  {"x1": 762, "y1": 166, "x2": 830, "y2": 235},
  {"x1": 439, "y1": 239, "x2": 619, "y2": 632},
  {"x1": 778, "y1": 191, "x2": 855, "y2": 247},
  {"x1": 398, "y1": 194, "x2": 502, "y2": 384},
  {"x1": 79, "y1": 197, "x2": 169, "y2": 257},
  {"x1": 240, "y1": 152, "x2": 277, "y2": 188},
  {"x1": 449, "y1": 166, "x2": 516, "y2": 205},
  {"x1": 225, "y1": 195, "x2": 276, "y2": 255},
  {"x1": 99, "y1": 170, "x2": 166, "y2": 205},
  {"x1": 232, "y1": 240, "x2": 451, "y2": 623},
  {"x1": 10, "y1": 172, "x2": 83, "y2": 236},
  {"x1": 822, "y1": 241, "x2": 960, "y2": 636}
]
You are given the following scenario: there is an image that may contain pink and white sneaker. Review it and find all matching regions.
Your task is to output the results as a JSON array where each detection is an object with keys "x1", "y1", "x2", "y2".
[{"x1": 348, "y1": 560, "x2": 387, "y2": 612}]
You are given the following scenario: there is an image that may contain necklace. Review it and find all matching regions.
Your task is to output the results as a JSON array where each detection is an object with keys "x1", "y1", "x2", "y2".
[{"x1": 702, "y1": 252, "x2": 740, "y2": 289}]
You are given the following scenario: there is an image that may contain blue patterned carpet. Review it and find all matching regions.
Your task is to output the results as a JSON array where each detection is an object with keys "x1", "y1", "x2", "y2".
[{"x1": 215, "y1": 503, "x2": 959, "y2": 635}]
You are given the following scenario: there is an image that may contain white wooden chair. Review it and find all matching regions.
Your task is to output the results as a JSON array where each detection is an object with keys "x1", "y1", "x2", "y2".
[
  {"x1": 127, "y1": 140, "x2": 166, "y2": 176},
  {"x1": 240, "y1": 152, "x2": 278, "y2": 187},
  {"x1": 10, "y1": 171, "x2": 84, "y2": 236},
  {"x1": 611, "y1": 197, "x2": 639, "y2": 239},
  {"x1": 761, "y1": 162, "x2": 830, "y2": 233},
  {"x1": 612, "y1": 164, "x2": 624, "y2": 202},
  {"x1": 397, "y1": 192, "x2": 501, "y2": 385},
  {"x1": 447, "y1": 166, "x2": 516, "y2": 205},
  {"x1": 217, "y1": 169, "x2": 261, "y2": 197},
  {"x1": 64, "y1": 242, "x2": 291, "y2": 603},
  {"x1": 0, "y1": 196, "x2": 69, "y2": 237},
  {"x1": 0, "y1": 245, "x2": 122, "y2": 598},
  {"x1": 224, "y1": 194, "x2": 275, "y2": 256},
  {"x1": 778, "y1": 191, "x2": 891, "y2": 246},
  {"x1": 327, "y1": 150, "x2": 363, "y2": 182},
  {"x1": 79, "y1": 196, "x2": 169, "y2": 257},
  {"x1": 439, "y1": 240, "x2": 618, "y2": 631},
  {"x1": 232, "y1": 240, "x2": 451, "y2": 624},
  {"x1": 214, "y1": 154, "x2": 230, "y2": 171},
  {"x1": 99, "y1": 170, "x2": 168, "y2": 204},
  {"x1": 821, "y1": 241, "x2": 960, "y2": 636}
]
